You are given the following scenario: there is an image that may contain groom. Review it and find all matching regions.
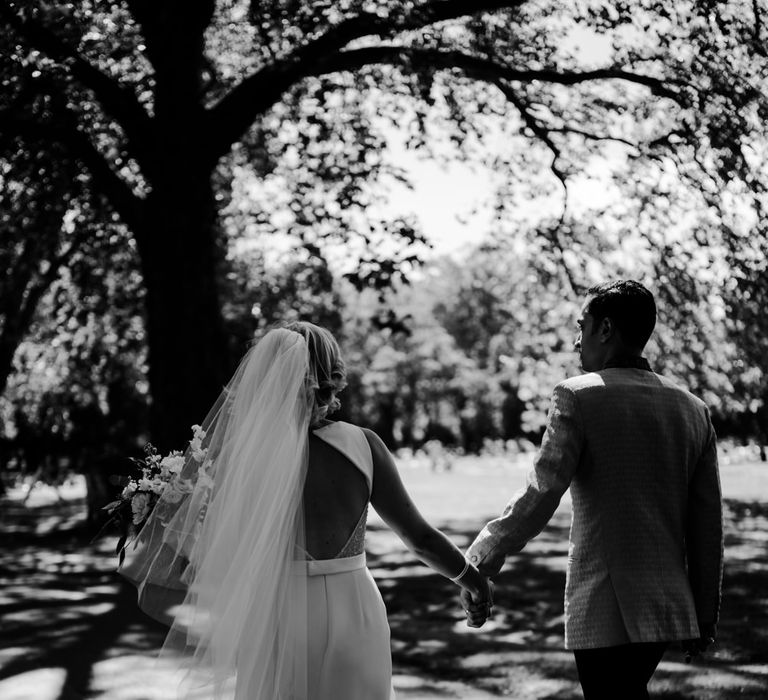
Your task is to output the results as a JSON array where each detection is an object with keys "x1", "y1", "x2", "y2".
[{"x1": 464, "y1": 280, "x2": 723, "y2": 699}]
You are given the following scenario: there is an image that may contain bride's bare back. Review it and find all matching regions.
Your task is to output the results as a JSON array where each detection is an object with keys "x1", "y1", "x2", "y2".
[
  {"x1": 302, "y1": 420, "x2": 487, "y2": 615},
  {"x1": 303, "y1": 430, "x2": 369, "y2": 560}
]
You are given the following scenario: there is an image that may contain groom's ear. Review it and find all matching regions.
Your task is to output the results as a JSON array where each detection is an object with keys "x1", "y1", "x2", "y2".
[{"x1": 599, "y1": 316, "x2": 614, "y2": 342}]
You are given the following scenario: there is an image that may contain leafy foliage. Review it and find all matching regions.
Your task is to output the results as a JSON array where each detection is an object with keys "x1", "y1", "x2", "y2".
[{"x1": 1, "y1": 0, "x2": 767, "y2": 465}]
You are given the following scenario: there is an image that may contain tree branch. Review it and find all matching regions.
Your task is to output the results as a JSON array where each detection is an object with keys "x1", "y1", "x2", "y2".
[
  {"x1": 287, "y1": 0, "x2": 523, "y2": 64},
  {"x1": 0, "y1": 3, "x2": 155, "y2": 174},
  {"x1": 321, "y1": 47, "x2": 687, "y2": 98},
  {"x1": 548, "y1": 126, "x2": 639, "y2": 151},
  {"x1": 497, "y1": 82, "x2": 568, "y2": 191},
  {"x1": 206, "y1": 1, "x2": 524, "y2": 159},
  {"x1": 66, "y1": 129, "x2": 146, "y2": 233},
  {"x1": 0, "y1": 109, "x2": 145, "y2": 233},
  {"x1": 206, "y1": 44, "x2": 686, "y2": 161},
  {"x1": 754, "y1": 0, "x2": 767, "y2": 56},
  {"x1": 0, "y1": 199, "x2": 72, "y2": 395},
  {"x1": 124, "y1": 0, "x2": 214, "y2": 81},
  {"x1": 492, "y1": 80, "x2": 579, "y2": 291},
  {"x1": 14, "y1": 232, "x2": 73, "y2": 344}
]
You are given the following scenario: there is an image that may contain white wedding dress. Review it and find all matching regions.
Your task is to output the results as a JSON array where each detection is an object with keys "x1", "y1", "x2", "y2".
[
  {"x1": 300, "y1": 421, "x2": 394, "y2": 699},
  {"x1": 121, "y1": 330, "x2": 396, "y2": 699}
]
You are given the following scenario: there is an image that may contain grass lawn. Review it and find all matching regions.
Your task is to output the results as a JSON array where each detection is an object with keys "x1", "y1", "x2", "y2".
[
  {"x1": 369, "y1": 455, "x2": 768, "y2": 698},
  {"x1": 1, "y1": 454, "x2": 766, "y2": 699}
]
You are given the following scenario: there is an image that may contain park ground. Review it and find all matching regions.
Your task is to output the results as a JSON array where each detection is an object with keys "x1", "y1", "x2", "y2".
[{"x1": 1, "y1": 451, "x2": 767, "y2": 699}]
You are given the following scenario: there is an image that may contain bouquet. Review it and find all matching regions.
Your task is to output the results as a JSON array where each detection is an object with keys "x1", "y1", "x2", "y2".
[{"x1": 102, "y1": 425, "x2": 209, "y2": 565}]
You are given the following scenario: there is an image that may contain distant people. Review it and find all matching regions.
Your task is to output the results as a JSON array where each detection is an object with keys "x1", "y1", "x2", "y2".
[
  {"x1": 121, "y1": 322, "x2": 491, "y2": 699},
  {"x1": 464, "y1": 280, "x2": 723, "y2": 700}
]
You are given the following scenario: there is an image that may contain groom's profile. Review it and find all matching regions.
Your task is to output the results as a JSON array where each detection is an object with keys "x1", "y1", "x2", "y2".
[{"x1": 465, "y1": 280, "x2": 723, "y2": 700}]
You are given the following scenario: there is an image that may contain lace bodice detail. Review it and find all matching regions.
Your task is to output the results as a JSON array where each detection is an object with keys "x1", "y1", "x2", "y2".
[
  {"x1": 303, "y1": 505, "x2": 368, "y2": 561},
  {"x1": 335, "y1": 505, "x2": 368, "y2": 559}
]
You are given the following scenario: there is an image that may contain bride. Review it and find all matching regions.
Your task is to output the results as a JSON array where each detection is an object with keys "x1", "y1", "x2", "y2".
[{"x1": 120, "y1": 322, "x2": 492, "y2": 699}]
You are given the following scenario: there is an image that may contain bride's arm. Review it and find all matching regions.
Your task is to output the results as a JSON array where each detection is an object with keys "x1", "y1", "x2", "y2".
[{"x1": 364, "y1": 429, "x2": 490, "y2": 603}]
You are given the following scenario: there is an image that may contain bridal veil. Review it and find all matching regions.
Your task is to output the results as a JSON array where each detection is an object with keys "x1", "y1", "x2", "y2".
[{"x1": 120, "y1": 327, "x2": 336, "y2": 699}]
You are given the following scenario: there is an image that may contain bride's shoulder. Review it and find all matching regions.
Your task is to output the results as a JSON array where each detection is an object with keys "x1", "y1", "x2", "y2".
[
  {"x1": 314, "y1": 419, "x2": 352, "y2": 430},
  {"x1": 316, "y1": 419, "x2": 359, "y2": 430},
  {"x1": 315, "y1": 421, "x2": 386, "y2": 452},
  {"x1": 315, "y1": 419, "x2": 365, "y2": 436}
]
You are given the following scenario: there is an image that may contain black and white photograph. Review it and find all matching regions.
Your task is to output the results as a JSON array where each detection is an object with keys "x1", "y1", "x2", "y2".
[{"x1": 1, "y1": 1, "x2": 767, "y2": 698}]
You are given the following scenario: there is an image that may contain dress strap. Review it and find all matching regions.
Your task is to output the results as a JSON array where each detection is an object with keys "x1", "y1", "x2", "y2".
[{"x1": 312, "y1": 421, "x2": 374, "y2": 493}]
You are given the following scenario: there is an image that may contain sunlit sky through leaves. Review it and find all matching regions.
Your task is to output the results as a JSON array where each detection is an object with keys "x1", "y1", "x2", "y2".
[
  {"x1": 235, "y1": 23, "x2": 692, "y2": 274},
  {"x1": 377, "y1": 25, "x2": 621, "y2": 259}
]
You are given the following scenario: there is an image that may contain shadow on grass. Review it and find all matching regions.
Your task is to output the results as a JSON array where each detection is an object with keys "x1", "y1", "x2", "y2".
[
  {"x1": 367, "y1": 515, "x2": 577, "y2": 698},
  {"x1": 366, "y1": 500, "x2": 768, "y2": 699},
  {"x1": 1, "y1": 496, "x2": 767, "y2": 699},
  {"x1": 0, "y1": 497, "x2": 167, "y2": 700}
]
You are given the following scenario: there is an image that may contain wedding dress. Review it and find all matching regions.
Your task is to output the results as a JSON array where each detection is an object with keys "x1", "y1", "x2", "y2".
[
  {"x1": 301, "y1": 420, "x2": 394, "y2": 699},
  {"x1": 120, "y1": 329, "x2": 395, "y2": 699}
]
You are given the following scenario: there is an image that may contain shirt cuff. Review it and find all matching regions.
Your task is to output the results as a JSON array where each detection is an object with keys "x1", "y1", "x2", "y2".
[{"x1": 466, "y1": 527, "x2": 496, "y2": 566}]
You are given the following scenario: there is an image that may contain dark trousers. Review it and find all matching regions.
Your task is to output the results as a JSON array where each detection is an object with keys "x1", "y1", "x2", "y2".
[{"x1": 573, "y1": 642, "x2": 669, "y2": 700}]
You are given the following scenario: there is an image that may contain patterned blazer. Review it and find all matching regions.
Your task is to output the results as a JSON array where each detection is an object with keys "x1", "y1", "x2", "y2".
[{"x1": 467, "y1": 366, "x2": 723, "y2": 649}]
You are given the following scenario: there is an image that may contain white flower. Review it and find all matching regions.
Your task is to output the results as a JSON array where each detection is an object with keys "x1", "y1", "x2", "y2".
[
  {"x1": 121, "y1": 481, "x2": 138, "y2": 498},
  {"x1": 149, "y1": 478, "x2": 166, "y2": 495},
  {"x1": 190, "y1": 425, "x2": 208, "y2": 462},
  {"x1": 131, "y1": 492, "x2": 151, "y2": 525},
  {"x1": 137, "y1": 477, "x2": 154, "y2": 492},
  {"x1": 160, "y1": 454, "x2": 185, "y2": 476},
  {"x1": 165, "y1": 477, "x2": 195, "y2": 500}
]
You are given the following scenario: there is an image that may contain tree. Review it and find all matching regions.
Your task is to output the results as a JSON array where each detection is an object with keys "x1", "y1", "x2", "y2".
[
  {"x1": 1, "y1": 214, "x2": 148, "y2": 521},
  {"x1": 1, "y1": 0, "x2": 765, "y2": 447},
  {"x1": 0, "y1": 137, "x2": 80, "y2": 399},
  {"x1": 432, "y1": 238, "x2": 581, "y2": 435}
]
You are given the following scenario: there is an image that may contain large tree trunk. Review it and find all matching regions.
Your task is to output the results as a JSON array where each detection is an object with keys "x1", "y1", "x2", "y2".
[
  {"x1": 136, "y1": 174, "x2": 229, "y2": 450},
  {"x1": 132, "y1": 0, "x2": 228, "y2": 449}
]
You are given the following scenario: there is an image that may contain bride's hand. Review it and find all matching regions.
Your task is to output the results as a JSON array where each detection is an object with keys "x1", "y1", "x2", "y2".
[{"x1": 459, "y1": 574, "x2": 493, "y2": 628}]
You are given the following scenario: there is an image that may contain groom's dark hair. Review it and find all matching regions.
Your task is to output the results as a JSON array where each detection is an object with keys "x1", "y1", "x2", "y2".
[{"x1": 586, "y1": 280, "x2": 656, "y2": 349}]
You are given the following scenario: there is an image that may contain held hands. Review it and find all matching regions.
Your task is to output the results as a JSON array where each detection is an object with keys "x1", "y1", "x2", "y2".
[
  {"x1": 455, "y1": 550, "x2": 503, "y2": 628},
  {"x1": 459, "y1": 574, "x2": 494, "y2": 628}
]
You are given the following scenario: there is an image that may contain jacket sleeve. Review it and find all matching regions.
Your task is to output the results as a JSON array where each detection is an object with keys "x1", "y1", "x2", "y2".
[
  {"x1": 466, "y1": 383, "x2": 583, "y2": 573},
  {"x1": 686, "y1": 410, "x2": 723, "y2": 633}
]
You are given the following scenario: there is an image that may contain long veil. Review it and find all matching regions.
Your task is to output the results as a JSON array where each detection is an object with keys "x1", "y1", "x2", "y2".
[{"x1": 120, "y1": 328, "x2": 312, "y2": 699}]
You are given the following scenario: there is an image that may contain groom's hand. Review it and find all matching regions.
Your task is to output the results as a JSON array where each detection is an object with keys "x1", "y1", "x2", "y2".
[
  {"x1": 460, "y1": 579, "x2": 493, "y2": 628},
  {"x1": 476, "y1": 551, "x2": 505, "y2": 578},
  {"x1": 682, "y1": 622, "x2": 716, "y2": 662},
  {"x1": 682, "y1": 635, "x2": 715, "y2": 662}
]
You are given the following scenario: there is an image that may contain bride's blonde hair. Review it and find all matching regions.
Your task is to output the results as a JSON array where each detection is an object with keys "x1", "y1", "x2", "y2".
[{"x1": 283, "y1": 321, "x2": 347, "y2": 425}]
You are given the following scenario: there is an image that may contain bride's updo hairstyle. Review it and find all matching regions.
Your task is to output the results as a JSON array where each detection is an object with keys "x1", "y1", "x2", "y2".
[{"x1": 284, "y1": 321, "x2": 347, "y2": 426}]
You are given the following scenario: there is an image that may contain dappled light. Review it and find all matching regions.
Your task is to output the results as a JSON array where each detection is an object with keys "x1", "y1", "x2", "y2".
[
  {"x1": 0, "y1": 667, "x2": 67, "y2": 700},
  {"x1": 0, "y1": 460, "x2": 767, "y2": 698},
  {"x1": 2, "y1": 464, "x2": 768, "y2": 698}
]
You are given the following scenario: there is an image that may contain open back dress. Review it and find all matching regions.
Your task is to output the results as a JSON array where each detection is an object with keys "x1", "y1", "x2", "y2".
[{"x1": 298, "y1": 420, "x2": 395, "y2": 700}]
